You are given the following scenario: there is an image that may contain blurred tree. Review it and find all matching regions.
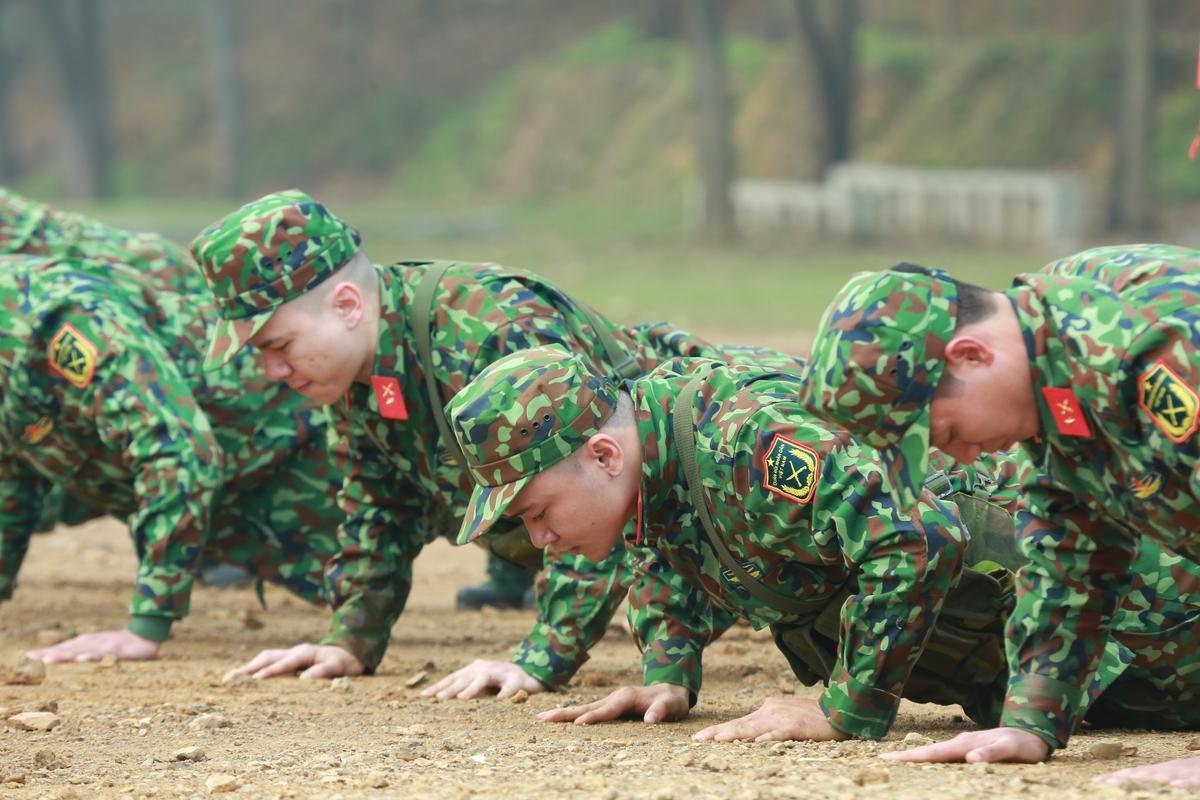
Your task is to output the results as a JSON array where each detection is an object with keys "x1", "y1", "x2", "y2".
[
  {"x1": 1110, "y1": 0, "x2": 1154, "y2": 233},
  {"x1": 791, "y1": 0, "x2": 859, "y2": 177},
  {"x1": 638, "y1": 0, "x2": 684, "y2": 39},
  {"x1": 687, "y1": 0, "x2": 738, "y2": 243},
  {"x1": 34, "y1": 0, "x2": 113, "y2": 199},
  {"x1": 206, "y1": 0, "x2": 243, "y2": 198}
]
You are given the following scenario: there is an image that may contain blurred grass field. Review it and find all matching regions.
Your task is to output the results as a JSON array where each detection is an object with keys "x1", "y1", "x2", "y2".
[{"x1": 80, "y1": 197, "x2": 1058, "y2": 352}]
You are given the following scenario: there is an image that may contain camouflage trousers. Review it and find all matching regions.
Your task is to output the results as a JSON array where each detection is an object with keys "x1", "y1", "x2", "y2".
[{"x1": 195, "y1": 451, "x2": 342, "y2": 606}]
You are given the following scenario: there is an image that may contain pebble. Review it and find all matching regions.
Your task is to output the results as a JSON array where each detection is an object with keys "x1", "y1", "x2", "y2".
[
  {"x1": 97, "y1": 654, "x2": 119, "y2": 669},
  {"x1": 701, "y1": 754, "x2": 729, "y2": 772},
  {"x1": 768, "y1": 742, "x2": 794, "y2": 756},
  {"x1": 241, "y1": 611, "x2": 263, "y2": 630},
  {"x1": 204, "y1": 774, "x2": 240, "y2": 794},
  {"x1": 1187, "y1": 737, "x2": 1200, "y2": 751},
  {"x1": 362, "y1": 771, "x2": 389, "y2": 788},
  {"x1": 7, "y1": 711, "x2": 61, "y2": 731},
  {"x1": 220, "y1": 670, "x2": 250, "y2": 687},
  {"x1": 674, "y1": 751, "x2": 695, "y2": 767},
  {"x1": 34, "y1": 628, "x2": 71, "y2": 646},
  {"x1": 34, "y1": 749, "x2": 67, "y2": 769},
  {"x1": 651, "y1": 789, "x2": 676, "y2": 800},
  {"x1": 173, "y1": 747, "x2": 206, "y2": 762},
  {"x1": 1087, "y1": 739, "x2": 1137, "y2": 759},
  {"x1": 901, "y1": 732, "x2": 935, "y2": 748},
  {"x1": 511, "y1": 689, "x2": 529, "y2": 704},
  {"x1": 329, "y1": 677, "x2": 353, "y2": 692},
  {"x1": 3, "y1": 655, "x2": 46, "y2": 686},
  {"x1": 188, "y1": 713, "x2": 231, "y2": 732},
  {"x1": 404, "y1": 670, "x2": 428, "y2": 689},
  {"x1": 2, "y1": 773, "x2": 26, "y2": 786}
]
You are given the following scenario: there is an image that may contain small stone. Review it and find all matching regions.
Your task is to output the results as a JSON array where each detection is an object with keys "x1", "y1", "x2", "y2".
[
  {"x1": 768, "y1": 742, "x2": 793, "y2": 756},
  {"x1": 34, "y1": 749, "x2": 66, "y2": 769},
  {"x1": 511, "y1": 690, "x2": 529, "y2": 704},
  {"x1": 173, "y1": 747, "x2": 206, "y2": 762},
  {"x1": 329, "y1": 677, "x2": 352, "y2": 693},
  {"x1": 469, "y1": 754, "x2": 487, "y2": 764},
  {"x1": 2, "y1": 773, "x2": 26, "y2": 785},
  {"x1": 404, "y1": 671, "x2": 428, "y2": 689},
  {"x1": 1187, "y1": 737, "x2": 1200, "y2": 751},
  {"x1": 241, "y1": 611, "x2": 263, "y2": 630},
  {"x1": 188, "y1": 713, "x2": 231, "y2": 732},
  {"x1": 220, "y1": 670, "x2": 249, "y2": 687},
  {"x1": 363, "y1": 771, "x2": 388, "y2": 788},
  {"x1": 4, "y1": 655, "x2": 46, "y2": 685},
  {"x1": 968, "y1": 761, "x2": 995, "y2": 774},
  {"x1": 901, "y1": 732, "x2": 935, "y2": 748},
  {"x1": 675, "y1": 750, "x2": 695, "y2": 767},
  {"x1": 1087, "y1": 739, "x2": 1137, "y2": 759},
  {"x1": 7, "y1": 711, "x2": 61, "y2": 731},
  {"x1": 778, "y1": 682, "x2": 795, "y2": 695},
  {"x1": 651, "y1": 789, "x2": 675, "y2": 800},
  {"x1": 204, "y1": 774, "x2": 240, "y2": 793},
  {"x1": 701, "y1": 754, "x2": 729, "y2": 772},
  {"x1": 97, "y1": 654, "x2": 119, "y2": 668},
  {"x1": 34, "y1": 628, "x2": 71, "y2": 646}
]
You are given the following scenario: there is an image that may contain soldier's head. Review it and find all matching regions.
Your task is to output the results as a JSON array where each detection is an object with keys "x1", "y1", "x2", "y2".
[
  {"x1": 449, "y1": 345, "x2": 642, "y2": 561},
  {"x1": 800, "y1": 264, "x2": 1036, "y2": 509},
  {"x1": 191, "y1": 189, "x2": 380, "y2": 405}
]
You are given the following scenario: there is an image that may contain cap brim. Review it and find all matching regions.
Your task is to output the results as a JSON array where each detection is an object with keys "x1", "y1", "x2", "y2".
[
  {"x1": 456, "y1": 474, "x2": 535, "y2": 545},
  {"x1": 203, "y1": 313, "x2": 274, "y2": 371},
  {"x1": 863, "y1": 406, "x2": 932, "y2": 511}
]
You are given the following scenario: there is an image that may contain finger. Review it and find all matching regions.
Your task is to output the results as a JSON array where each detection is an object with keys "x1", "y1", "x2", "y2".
[
  {"x1": 538, "y1": 701, "x2": 602, "y2": 722},
  {"x1": 252, "y1": 651, "x2": 312, "y2": 680},
  {"x1": 693, "y1": 722, "x2": 720, "y2": 741},
  {"x1": 436, "y1": 674, "x2": 476, "y2": 700},
  {"x1": 237, "y1": 650, "x2": 283, "y2": 675},
  {"x1": 495, "y1": 677, "x2": 520, "y2": 700},
  {"x1": 421, "y1": 674, "x2": 456, "y2": 697},
  {"x1": 881, "y1": 740, "x2": 966, "y2": 763},
  {"x1": 644, "y1": 697, "x2": 673, "y2": 725},
  {"x1": 299, "y1": 659, "x2": 351, "y2": 679},
  {"x1": 456, "y1": 673, "x2": 493, "y2": 700},
  {"x1": 575, "y1": 697, "x2": 630, "y2": 725},
  {"x1": 964, "y1": 742, "x2": 1019, "y2": 764}
]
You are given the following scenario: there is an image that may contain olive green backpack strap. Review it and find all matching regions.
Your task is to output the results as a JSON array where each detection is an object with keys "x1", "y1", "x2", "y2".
[
  {"x1": 579, "y1": 304, "x2": 641, "y2": 381},
  {"x1": 671, "y1": 373, "x2": 828, "y2": 618},
  {"x1": 412, "y1": 261, "x2": 462, "y2": 467}
]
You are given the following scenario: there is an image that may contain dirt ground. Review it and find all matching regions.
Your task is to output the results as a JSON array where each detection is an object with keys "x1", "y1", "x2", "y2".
[{"x1": 2, "y1": 519, "x2": 1199, "y2": 800}]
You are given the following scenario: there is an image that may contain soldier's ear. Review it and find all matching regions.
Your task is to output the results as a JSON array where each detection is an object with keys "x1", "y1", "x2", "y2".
[
  {"x1": 584, "y1": 433, "x2": 625, "y2": 477},
  {"x1": 944, "y1": 334, "x2": 994, "y2": 369},
  {"x1": 329, "y1": 281, "x2": 366, "y2": 328}
]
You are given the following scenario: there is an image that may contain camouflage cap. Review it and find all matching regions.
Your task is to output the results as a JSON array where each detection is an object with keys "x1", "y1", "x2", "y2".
[
  {"x1": 800, "y1": 265, "x2": 958, "y2": 510},
  {"x1": 190, "y1": 189, "x2": 362, "y2": 370},
  {"x1": 449, "y1": 345, "x2": 619, "y2": 545}
]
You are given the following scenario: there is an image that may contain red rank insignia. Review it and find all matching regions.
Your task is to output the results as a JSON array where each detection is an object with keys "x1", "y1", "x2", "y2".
[
  {"x1": 371, "y1": 375, "x2": 409, "y2": 420},
  {"x1": 1041, "y1": 387, "x2": 1092, "y2": 437}
]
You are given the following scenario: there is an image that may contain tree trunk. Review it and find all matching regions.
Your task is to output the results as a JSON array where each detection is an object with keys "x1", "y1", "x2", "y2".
[
  {"x1": 687, "y1": 0, "x2": 738, "y2": 243},
  {"x1": 0, "y1": 0, "x2": 17, "y2": 183},
  {"x1": 792, "y1": 0, "x2": 859, "y2": 177},
  {"x1": 1110, "y1": 0, "x2": 1154, "y2": 233},
  {"x1": 206, "y1": 0, "x2": 243, "y2": 197},
  {"x1": 34, "y1": 0, "x2": 113, "y2": 199}
]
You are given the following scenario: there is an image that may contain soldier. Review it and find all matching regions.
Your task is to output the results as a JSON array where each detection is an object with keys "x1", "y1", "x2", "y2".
[
  {"x1": 799, "y1": 244, "x2": 1200, "y2": 786},
  {"x1": 0, "y1": 254, "x2": 342, "y2": 663},
  {"x1": 445, "y1": 345, "x2": 1200, "y2": 741},
  {"x1": 190, "y1": 189, "x2": 790, "y2": 687}
]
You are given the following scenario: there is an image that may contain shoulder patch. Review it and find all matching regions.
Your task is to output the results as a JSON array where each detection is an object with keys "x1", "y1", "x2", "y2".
[
  {"x1": 1138, "y1": 360, "x2": 1200, "y2": 443},
  {"x1": 761, "y1": 433, "x2": 820, "y2": 505},
  {"x1": 48, "y1": 323, "x2": 98, "y2": 389}
]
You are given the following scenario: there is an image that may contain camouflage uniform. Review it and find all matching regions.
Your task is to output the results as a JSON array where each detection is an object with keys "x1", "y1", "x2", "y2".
[
  {"x1": 450, "y1": 346, "x2": 1200, "y2": 740},
  {"x1": 800, "y1": 244, "x2": 1200, "y2": 749},
  {"x1": 191, "y1": 190, "x2": 796, "y2": 681},
  {"x1": 0, "y1": 255, "x2": 342, "y2": 642}
]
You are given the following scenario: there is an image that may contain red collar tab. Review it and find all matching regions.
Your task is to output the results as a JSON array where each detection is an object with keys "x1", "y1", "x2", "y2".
[
  {"x1": 634, "y1": 486, "x2": 645, "y2": 547},
  {"x1": 371, "y1": 376, "x2": 409, "y2": 420},
  {"x1": 1041, "y1": 387, "x2": 1093, "y2": 437}
]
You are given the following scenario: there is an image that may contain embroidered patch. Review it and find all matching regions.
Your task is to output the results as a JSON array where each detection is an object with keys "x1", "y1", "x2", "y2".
[
  {"x1": 371, "y1": 375, "x2": 409, "y2": 421},
  {"x1": 1130, "y1": 471, "x2": 1163, "y2": 499},
  {"x1": 721, "y1": 559, "x2": 763, "y2": 597},
  {"x1": 1041, "y1": 387, "x2": 1093, "y2": 437},
  {"x1": 23, "y1": 416, "x2": 54, "y2": 445},
  {"x1": 48, "y1": 323, "x2": 98, "y2": 389},
  {"x1": 762, "y1": 433, "x2": 820, "y2": 505},
  {"x1": 1139, "y1": 361, "x2": 1200, "y2": 443}
]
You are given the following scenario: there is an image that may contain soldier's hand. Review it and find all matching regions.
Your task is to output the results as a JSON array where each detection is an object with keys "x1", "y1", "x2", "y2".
[
  {"x1": 1097, "y1": 756, "x2": 1200, "y2": 788},
  {"x1": 537, "y1": 683, "x2": 690, "y2": 725},
  {"x1": 421, "y1": 659, "x2": 545, "y2": 700},
  {"x1": 692, "y1": 696, "x2": 848, "y2": 743},
  {"x1": 27, "y1": 629, "x2": 160, "y2": 663},
  {"x1": 879, "y1": 726, "x2": 1050, "y2": 763},
  {"x1": 232, "y1": 643, "x2": 365, "y2": 680}
]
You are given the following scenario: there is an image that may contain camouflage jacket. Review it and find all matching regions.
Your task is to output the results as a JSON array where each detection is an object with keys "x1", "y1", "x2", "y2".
[
  {"x1": 624, "y1": 358, "x2": 968, "y2": 740},
  {"x1": 0, "y1": 187, "x2": 200, "y2": 293},
  {"x1": 321, "y1": 258, "x2": 793, "y2": 677},
  {"x1": 0, "y1": 255, "x2": 327, "y2": 641},
  {"x1": 1001, "y1": 243, "x2": 1200, "y2": 748}
]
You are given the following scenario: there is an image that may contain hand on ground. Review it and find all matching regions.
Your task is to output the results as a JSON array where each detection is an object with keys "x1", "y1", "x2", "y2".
[
  {"x1": 1097, "y1": 756, "x2": 1200, "y2": 788},
  {"x1": 26, "y1": 629, "x2": 160, "y2": 663},
  {"x1": 880, "y1": 727, "x2": 1049, "y2": 763},
  {"x1": 232, "y1": 643, "x2": 364, "y2": 679},
  {"x1": 421, "y1": 659, "x2": 545, "y2": 700},
  {"x1": 537, "y1": 683, "x2": 690, "y2": 725},
  {"x1": 692, "y1": 696, "x2": 848, "y2": 743}
]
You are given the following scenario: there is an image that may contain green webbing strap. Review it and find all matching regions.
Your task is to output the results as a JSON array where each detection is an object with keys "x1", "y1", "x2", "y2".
[
  {"x1": 672, "y1": 372, "x2": 830, "y2": 618},
  {"x1": 578, "y1": 304, "x2": 641, "y2": 381},
  {"x1": 412, "y1": 261, "x2": 462, "y2": 467}
]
